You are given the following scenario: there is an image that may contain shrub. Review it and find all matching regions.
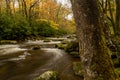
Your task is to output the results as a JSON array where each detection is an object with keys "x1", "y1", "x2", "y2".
[
  {"x1": 0, "y1": 14, "x2": 67, "y2": 41},
  {"x1": 31, "y1": 19, "x2": 67, "y2": 37},
  {"x1": 0, "y1": 14, "x2": 31, "y2": 40}
]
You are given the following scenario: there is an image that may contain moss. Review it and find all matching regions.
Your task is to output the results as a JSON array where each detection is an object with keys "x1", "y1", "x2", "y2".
[
  {"x1": 73, "y1": 62, "x2": 83, "y2": 77},
  {"x1": 51, "y1": 39, "x2": 64, "y2": 41},
  {"x1": 61, "y1": 40, "x2": 69, "y2": 44},
  {"x1": 112, "y1": 36, "x2": 120, "y2": 45},
  {"x1": 65, "y1": 40, "x2": 79, "y2": 53},
  {"x1": 43, "y1": 39, "x2": 51, "y2": 42},
  {"x1": 90, "y1": 27, "x2": 117, "y2": 80},
  {"x1": 112, "y1": 59, "x2": 120, "y2": 68},
  {"x1": 55, "y1": 44, "x2": 67, "y2": 49},
  {"x1": 69, "y1": 52, "x2": 80, "y2": 58},
  {"x1": 35, "y1": 71, "x2": 59, "y2": 80},
  {"x1": 115, "y1": 68, "x2": 120, "y2": 77},
  {"x1": 0, "y1": 40, "x2": 17, "y2": 44},
  {"x1": 50, "y1": 71, "x2": 59, "y2": 80}
]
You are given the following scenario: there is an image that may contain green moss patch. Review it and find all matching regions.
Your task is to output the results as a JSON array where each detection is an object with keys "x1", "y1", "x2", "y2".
[{"x1": 34, "y1": 71, "x2": 59, "y2": 80}]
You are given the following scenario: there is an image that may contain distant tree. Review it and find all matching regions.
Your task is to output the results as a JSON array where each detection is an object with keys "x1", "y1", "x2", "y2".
[{"x1": 5, "y1": 0, "x2": 12, "y2": 15}]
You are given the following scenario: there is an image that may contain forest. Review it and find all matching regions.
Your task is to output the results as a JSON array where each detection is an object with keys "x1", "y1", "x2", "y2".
[
  {"x1": 0, "y1": 0, "x2": 75, "y2": 41},
  {"x1": 0, "y1": 0, "x2": 120, "y2": 80}
]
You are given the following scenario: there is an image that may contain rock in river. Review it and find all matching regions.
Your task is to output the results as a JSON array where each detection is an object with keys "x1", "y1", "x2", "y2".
[
  {"x1": 32, "y1": 45, "x2": 41, "y2": 50},
  {"x1": 73, "y1": 62, "x2": 83, "y2": 77},
  {"x1": 34, "y1": 71, "x2": 59, "y2": 80}
]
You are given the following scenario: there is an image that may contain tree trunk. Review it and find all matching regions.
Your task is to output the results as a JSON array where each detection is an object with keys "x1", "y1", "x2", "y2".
[
  {"x1": 115, "y1": 0, "x2": 120, "y2": 36},
  {"x1": 28, "y1": 0, "x2": 39, "y2": 23},
  {"x1": 108, "y1": 0, "x2": 115, "y2": 33},
  {"x1": 21, "y1": 0, "x2": 28, "y2": 19},
  {"x1": 5, "y1": 0, "x2": 12, "y2": 15},
  {"x1": 70, "y1": 0, "x2": 117, "y2": 80},
  {"x1": 18, "y1": 0, "x2": 22, "y2": 14},
  {"x1": 12, "y1": 0, "x2": 16, "y2": 14}
]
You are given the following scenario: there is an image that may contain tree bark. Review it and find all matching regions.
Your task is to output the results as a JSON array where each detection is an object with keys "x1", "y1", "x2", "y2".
[
  {"x1": 70, "y1": 0, "x2": 117, "y2": 80},
  {"x1": 115, "y1": 0, "x2": 120, "y2": 36}
]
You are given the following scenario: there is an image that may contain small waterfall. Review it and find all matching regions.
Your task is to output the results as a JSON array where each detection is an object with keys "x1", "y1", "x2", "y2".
[
  {"x1": 0, "y1": 44, "x2": 27, "y2": 55},
  {"x1": 41, "y1": 48, "x2": 63, "y2": 61},
  {"x1": 9, "y1": 52, "x2": 31, "y2": 61},
  {"x1": 25, "y1": 40, "x2": 61, "y2": 45}
]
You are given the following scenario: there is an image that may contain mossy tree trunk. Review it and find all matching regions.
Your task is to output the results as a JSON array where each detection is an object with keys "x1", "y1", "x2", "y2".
[
  {"x1": 115, "y1": 0, "x2": 120, "y2": 36},
  {"x1": 70, "y1": 0, "x2": 117, "y2": 80}
]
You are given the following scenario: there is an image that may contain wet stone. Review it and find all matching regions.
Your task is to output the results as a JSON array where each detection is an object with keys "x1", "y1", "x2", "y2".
[
  {"x1": 73, "y1": 62, "x2": 83, "y2": 77},
  {"x1": 32, "y1": 45, "x2": 41, "y2": 50},
  {"x1": 34, "y1": 71, "x2": 59, "y2": 80}
]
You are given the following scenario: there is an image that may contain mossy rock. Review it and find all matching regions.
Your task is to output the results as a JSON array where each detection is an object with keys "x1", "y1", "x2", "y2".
[
  {"x1": 55, "y1": 44, "x2": 67, "y2": 49},
  {"x1": 73, "y1": 62, "x2": 83, "y2": 77},
  {"x1": 32, "y1": 45, "x2": 41, "y2": 50},
  {"x1": 51, "y1": 39, "x2": 64, "y2": 41},
  {"x1": 55, "y1": 40, "x2": 69, "y2": 49},
  {"x1": 69, "y1": 52, "x2": 80, "y2": 58},
  {"x1": 43, "y1": 39, "x2": 51, "y2": 42},
  {"x1": 0, "y1": 40, "x2": 17, "y2": 44},
  {"x1": 65, "y1": 40, "x2": 79, "y2": 53},
  {"x1": 34, "y1": 71, "x2": 59, "y2": 80},
  {"x1": 61, "y1": 40, "x2": 69, "y2": 44},
  {"x1": 67, "y1": 35, "x2": 76, "y2": 39}
]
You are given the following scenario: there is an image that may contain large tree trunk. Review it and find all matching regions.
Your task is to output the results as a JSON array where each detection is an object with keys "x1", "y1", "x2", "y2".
[{"x1": 70, "y1": 0, "x2": 117, "y2": 80}]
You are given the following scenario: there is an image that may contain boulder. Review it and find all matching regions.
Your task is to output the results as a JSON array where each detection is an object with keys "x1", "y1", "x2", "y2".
[
  {"x1": 73, "y1": 62, "x2": 83, "y2": 77},
  {"x1": 0, "y1": 40, "x2": 17, "y2": 44},
  {"x1": 65, "y1": 40, "x2": 79, "y2": 53},
  {"x1": 43, "y1": 39, "x2": 51, "y2": 42},
  {"x1": 32, "y1": 45, "x2": 41, "y2": 50},
  {"x1": 34, "y1": 71, "x2": 59, "y2": 80},
  {"x1": 69, "y1": 52, "x2": 80, "y2": 58},
  {"x1": 51, "y1": 38, "x2": 64, "y2": 41},
  {"x1": 61, "y1": 40, "x2": 69, "y2": 44},
  {"x1": 55, "y1": 44, "x2": 67, "y2": 49}
]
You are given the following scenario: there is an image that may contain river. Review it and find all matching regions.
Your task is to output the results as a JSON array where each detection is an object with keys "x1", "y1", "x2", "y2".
[{"x1": 0, "y1": 40, "x2": 82, "y2": 80}]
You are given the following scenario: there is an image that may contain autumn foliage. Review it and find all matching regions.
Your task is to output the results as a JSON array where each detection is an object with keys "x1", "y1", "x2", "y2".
[{"x1": 0, "y1": 0, "x2": 75, "y2": 40}]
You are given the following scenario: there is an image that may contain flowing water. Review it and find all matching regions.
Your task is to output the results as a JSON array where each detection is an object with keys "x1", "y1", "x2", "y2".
[{"x1": 0, "y1": 40, "x2": 82, "y2": 80}]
